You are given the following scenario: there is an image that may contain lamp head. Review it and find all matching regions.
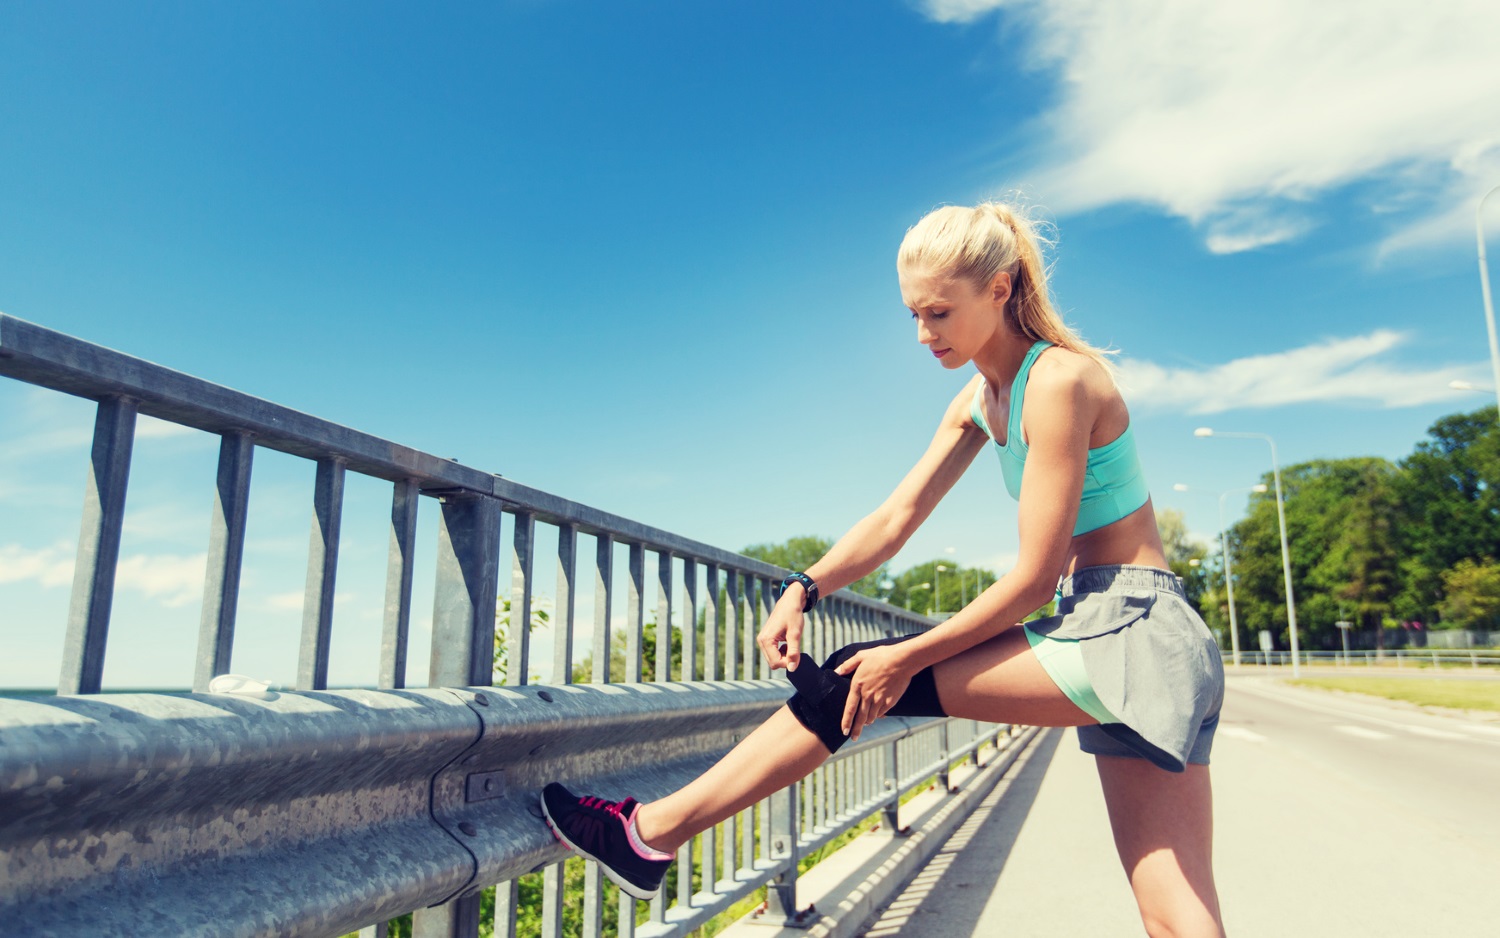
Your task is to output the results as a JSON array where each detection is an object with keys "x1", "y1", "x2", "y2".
[
  {"x1": 936, "y1": 564, "x2": 948, "y2": 572},
  {"x1": 1193, "y1": 427, "x2": 1215, "y2": 437},
  {"x1": 1252, "y1": 484, "x2": 1269, "y2": 493}
]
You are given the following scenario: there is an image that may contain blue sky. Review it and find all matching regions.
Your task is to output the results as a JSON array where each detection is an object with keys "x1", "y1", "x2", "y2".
[{"x1": 3, "y1": 0, "x2": 1497, "y2": 688}]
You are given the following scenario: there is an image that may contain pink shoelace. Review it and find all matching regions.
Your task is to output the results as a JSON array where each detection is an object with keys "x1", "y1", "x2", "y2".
[{"x1": 580, "y1": 796, "x2": 626, "y2": 820}]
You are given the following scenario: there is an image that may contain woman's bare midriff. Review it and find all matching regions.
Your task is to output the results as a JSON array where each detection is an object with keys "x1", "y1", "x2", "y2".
[{"x1": 1062, "y1": 498, "x2": 1169, "y2": 577}]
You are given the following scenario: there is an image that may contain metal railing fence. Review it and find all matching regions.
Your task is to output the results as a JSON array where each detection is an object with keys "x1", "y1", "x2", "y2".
[
  {"x1": 0, "y1": 315, "x2": 1012, "y2": 938},
  {"x1": 1225, "y1": 649, "x2": 1500, "y2": 671}
]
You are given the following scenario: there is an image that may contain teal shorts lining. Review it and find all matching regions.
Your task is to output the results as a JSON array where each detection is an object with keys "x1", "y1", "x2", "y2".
[{"x1": 1023, "y1": 624, "x2": 1120, "y2": 725}]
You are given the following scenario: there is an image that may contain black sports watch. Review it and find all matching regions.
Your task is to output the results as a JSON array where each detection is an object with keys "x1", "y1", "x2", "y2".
[{"x1": 775, "y1": 572, "x2": 820, "y2": 612}]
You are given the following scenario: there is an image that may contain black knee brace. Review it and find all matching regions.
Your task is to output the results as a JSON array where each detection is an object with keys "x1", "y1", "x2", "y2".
[{"x1": 785, "y1": 635, "x2": 947, "y2": 754}]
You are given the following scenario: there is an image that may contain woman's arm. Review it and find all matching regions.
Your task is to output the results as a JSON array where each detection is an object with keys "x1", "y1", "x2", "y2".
[
  {"x1": 757, "y1": 378, "x2": 989, "y2": 671},
  {"x1": 836, "y1": 353, "x2": 1099, "y2": 735}
]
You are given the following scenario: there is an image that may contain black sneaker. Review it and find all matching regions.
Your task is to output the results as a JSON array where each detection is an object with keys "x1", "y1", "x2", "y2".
[{"x1": 539, "y1": 782, "x2": 671, "y2": 900}]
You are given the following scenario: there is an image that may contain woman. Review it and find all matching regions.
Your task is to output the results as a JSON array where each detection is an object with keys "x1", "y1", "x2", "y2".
[{"x1": 541, "y1": 202, "x2": 1227, "y2": 937}]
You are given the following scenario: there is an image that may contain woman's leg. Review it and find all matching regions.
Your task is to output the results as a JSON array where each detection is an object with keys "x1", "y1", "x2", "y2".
[
  {"x1": 634, "y1": 706, "x2": 829, "y2": 852},
  {"x1": 637, "y1": 626, "x2": 1094, "y2": 852},
  {"x1": 1096, "y1": 756, "x2": 1225, "y2": 938}
]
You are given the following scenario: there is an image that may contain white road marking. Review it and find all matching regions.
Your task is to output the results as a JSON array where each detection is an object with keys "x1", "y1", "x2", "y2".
[
  {"x1": 1404, "y1": 725, "x2": 1469, "y2": 741},
  {"x1": 1219, "y1": 726, "x2": 1268, "y2": 743},
  {"x1": 1334, "y1": 725, "x2": 1392, "y2": 741}
]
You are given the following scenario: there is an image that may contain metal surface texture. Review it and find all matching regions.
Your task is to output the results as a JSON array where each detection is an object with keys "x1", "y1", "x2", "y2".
[{"x1": 0, "y1": 316, "x2": 1014, "y2": 938}]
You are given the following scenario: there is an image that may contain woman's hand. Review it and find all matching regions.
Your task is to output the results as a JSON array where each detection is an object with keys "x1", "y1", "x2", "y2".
[
  {"x1": 834, "y1": 644, "x2": 915, "y2": 741},
  {"x1": 756, "y1": 592, "x2": 806, "y2": 672}
]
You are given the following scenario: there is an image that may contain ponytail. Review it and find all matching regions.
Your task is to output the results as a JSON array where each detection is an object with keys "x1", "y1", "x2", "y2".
[{"x1": 898, "y1": 202, "x2": 1115, "y2": 379}]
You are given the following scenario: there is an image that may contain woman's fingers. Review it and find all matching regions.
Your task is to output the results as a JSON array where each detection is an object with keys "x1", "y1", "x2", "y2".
[
  {"x1": 757, "y1": 631, "x2": 784, "y2": 670},
  {"x1": 783, "y1": 622, "x2": 802, "y2": 670}
]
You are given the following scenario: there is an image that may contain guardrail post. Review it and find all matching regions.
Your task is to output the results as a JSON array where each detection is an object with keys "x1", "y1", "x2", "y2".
[
  {"x1": 379, "y1": 478, "x2": 420, "y2": 688},
  {"x1": 938, "y1": 721, "x2": 952, "y2": 792},
  {"x1": 417, "y1": 492, "x2": 500, "y2": 938},
  {"x1": 59, "y1": 394, "x2": 136, "y2": 694},
  {"x1": 882, "y1": 740, "x2": 907, "y2": 836},
  {"x1": 758, "y1": 780, "x2": 816, "y2": 927},
  {"x1": 298, "y1": 456, "x2": 345, "y2": 690},
  {"x1": 428, "y1": 492, "x2": 502, "y2": 688},
  {"x1": 554, "y1": 523, "x2": 577, "y2": 684},
  {"x1": 194, "y1": 430, "x2": 254, "y2": 692},
  {"x1": 507, "y1": 510, "x2": 535, "y2": 686}
]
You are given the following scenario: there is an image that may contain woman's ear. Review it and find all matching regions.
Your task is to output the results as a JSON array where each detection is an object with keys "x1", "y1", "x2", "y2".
[{"x1": 990, "y1": 271, "x2": 1013, "y2": 308}]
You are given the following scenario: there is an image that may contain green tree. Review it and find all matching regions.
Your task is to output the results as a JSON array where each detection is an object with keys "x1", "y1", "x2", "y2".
[
  {"x1": 741, "y1": 535, "x2": 890, "y2": 599},
  {"x1": 1437, "y1": 559, "x2": 1500, "y2": 630},
  {"x1": 1393, "y1": 406, "x2": 1500, "y2": 624},
  {"x1": 1157, "y1": 508, "x2": 1210, "y2": 610},
  {"x1": 493, "y1": 597, "x2": 549, "y2": 684},
  {"x1": 1228, "y1": 457, "x2": 1402, "y2": 650},
  {"x1": 885, "y1": 560, "x2": 998, "y2": 617}
]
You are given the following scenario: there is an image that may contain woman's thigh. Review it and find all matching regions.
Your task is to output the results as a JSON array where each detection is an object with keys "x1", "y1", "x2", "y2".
[
  {"x1": 1095, "y1": 756, "x2": 1224, "y2": 937},
  {"x1": 929, "y1": 625, "x2": 1097, "y2": 727}
]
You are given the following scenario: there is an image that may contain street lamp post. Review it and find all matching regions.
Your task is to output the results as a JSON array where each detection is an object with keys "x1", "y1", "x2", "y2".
[
  {"x1": 910, "y1": 582, "x2": 931, "y2": 614},
  {"x1": 1194, "y1": 428, "x2": 1303, "y2": 677},
  {"x1": 1475, "y1": 184, "x2": 1500, "y2": 427},
  {"x1": 935, "y1": 564, "x2": 948, "y2": 615},
  {"x1": 1173, "y1": 482, "x2": 1269, "y2": 667}
]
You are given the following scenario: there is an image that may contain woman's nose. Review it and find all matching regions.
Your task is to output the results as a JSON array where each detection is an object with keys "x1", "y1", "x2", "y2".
[{"x1": 916, "y1": 320, "x2": 936, "y2": 345}]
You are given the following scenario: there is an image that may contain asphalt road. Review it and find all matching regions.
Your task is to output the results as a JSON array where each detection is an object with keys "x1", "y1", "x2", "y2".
[{"x1": 858, "y1": 674, "x2": 1500, "y2": 937}]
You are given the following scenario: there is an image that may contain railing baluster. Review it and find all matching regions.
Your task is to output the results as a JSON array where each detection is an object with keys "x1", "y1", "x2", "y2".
[
  {"x1": 724, "y1": 572, "x2": 740, "y2": 682},
  {"x1": 507, "y1": 510, "x2": 535, "y2": 687},
  {"x1": 741, "y1": 572, "x2": 755, "y2": 681},
  {"x1": 491, "y1": 881, "x2": 518, "y2": 938},
  {"x1": 755, "y1": 576, "x2": 773, "y2": 680},
  {"x1": 656, "y1": 551, "x2": 674, "y2": 682},
  {"x1": 541, "y1": 863, "x2": 566, "y2": 938},
  {"x1": 194, "y1": 430, "x2": 254, "y2": 692},
  {"x1": 428, "y1": 493, "x2": 502, "y2": 688},
  {"x1": 625, "y1": 543, "x2": 645, "y2": 683},
  {"x1": 593, "y1": 534, "x2": 614, "y2": 683},
  {"x1": 379, "y1": 478, "x2": 419, "y2": 689},
  {"x1": 59, "y1": 395, "x2": 136, "y2": 695},
  {"x1": 414, "y1": 889, "x2": 482, "y2": 938},
  {"x1": 581, "y1": 864, "x2": 604, "y2": 938},
  {"x1": 681, "y1": 558, "x2": 698, "y2": 682},
  {"x1": 618, "y1": 894, "x2": 636, "y2": 938},
  {"x1": 704, "y1": 563, "x2": 720, "y2": 682},
  {"x1": 554, "y1": 523, "x2": 577, "y2": 684},
  {"x1": 298, "y1": 456, "x2": 346, "y2": 691}
]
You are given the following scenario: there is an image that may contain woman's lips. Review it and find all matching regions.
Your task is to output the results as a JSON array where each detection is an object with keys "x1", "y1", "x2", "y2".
[{"x1": 932, "y1": 348, "x2": 950, "y2": 359}]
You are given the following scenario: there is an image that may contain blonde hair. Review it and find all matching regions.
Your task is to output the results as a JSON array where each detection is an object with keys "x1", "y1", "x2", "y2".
[{"x1": 897, "y1": 202, "x2": 1115, "y2": 377}]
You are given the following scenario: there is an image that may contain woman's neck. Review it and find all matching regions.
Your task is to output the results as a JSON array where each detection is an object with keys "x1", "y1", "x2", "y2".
[{"x1": 974, "y1": 329, "x2": 1036, "y2": 394}]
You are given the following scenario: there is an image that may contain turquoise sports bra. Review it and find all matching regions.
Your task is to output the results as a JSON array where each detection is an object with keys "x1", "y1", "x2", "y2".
[{"x1": 969, "y1": 341, "x2": 1150, "y2": 536}]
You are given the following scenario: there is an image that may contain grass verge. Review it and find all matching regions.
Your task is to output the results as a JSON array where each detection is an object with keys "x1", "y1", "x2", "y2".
[{"x1": 1288, "y1": 677, "x2": 1500, "y2": 713}]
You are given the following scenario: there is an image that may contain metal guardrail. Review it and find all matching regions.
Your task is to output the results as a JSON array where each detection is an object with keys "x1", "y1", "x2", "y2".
[
  {"x1": 1226, "y1": 649, "x2": 1500, "y2": 670},
  {"x1": 0, "y1": 315, "x2": 1013, "y2": 938}
]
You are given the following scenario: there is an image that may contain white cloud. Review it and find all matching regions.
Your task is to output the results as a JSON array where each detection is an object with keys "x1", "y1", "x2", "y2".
[
  {"x1": 136, "y1": 415, "x2": 199, "y2": 440},
  {"x1": 927, "y1": 0, "x2": 1500, "y2": 254},
  {"x1": 1118, "y1": 330, "x2": 1484, "y2": 413},
  {"x1": 0, "y1": 544, "x2": 206, "y2": 607},
  {"x1": 918, "y1": 0, "x2": 1012, "y2": 24},
  {"x1": 0, "y1": 542, "x2": 75, "y2": 587},
  {"x1": 114, "y1": 553, "x2": 206, "y2": 608}
]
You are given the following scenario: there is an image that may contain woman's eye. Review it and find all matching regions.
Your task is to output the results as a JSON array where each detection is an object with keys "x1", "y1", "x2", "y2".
[{"x1": 931, "y1": 310, "x2": 948, "y2": 320}]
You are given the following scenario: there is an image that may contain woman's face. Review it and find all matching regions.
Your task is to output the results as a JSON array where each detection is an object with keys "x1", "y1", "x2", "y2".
[{"x1": 899, "y1": 266, "x2": 1009, "y2": 370}]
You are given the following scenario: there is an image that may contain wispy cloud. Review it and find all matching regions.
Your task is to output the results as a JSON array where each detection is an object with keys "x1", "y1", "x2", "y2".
[
  {"x1": 0, "y1": 542, "x2": 75, "y2": 587},
  {"x1": 115, "y1": 552, "x2": 206, "y2": 608},
  {"x1": 921, "y1": 0, "x2": 1500, "y2": 254},
  {"x1": 0, "y1": 543, "x2": 206, "y2": 607},
  {"x1": 1118, "y1": 330, "x2": 1483, "y2": 413}
]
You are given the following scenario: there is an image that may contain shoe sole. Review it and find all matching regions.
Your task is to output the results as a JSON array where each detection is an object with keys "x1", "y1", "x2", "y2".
[{"x1": 539, "y1": 793, "x2": 662, "y2": 902}]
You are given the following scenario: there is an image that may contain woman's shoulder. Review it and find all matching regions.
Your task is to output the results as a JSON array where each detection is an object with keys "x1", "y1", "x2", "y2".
[
  {"x1": 1025, "y1": 345, "x2": 1120, "y2": 419},
  {"x1": 1029, "y1": 344, "x2": 1111, "y2": 393}
]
